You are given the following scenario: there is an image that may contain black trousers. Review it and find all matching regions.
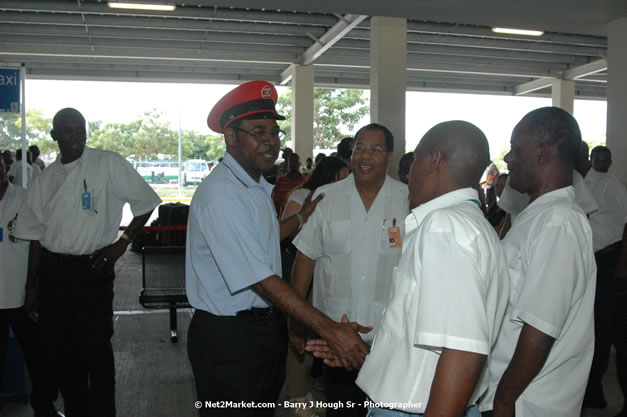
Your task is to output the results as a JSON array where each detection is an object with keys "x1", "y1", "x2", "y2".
[
  {"x1": 39, "y1": 249, "x2": 116, "y2": 417},
  {"x1": 323, "y1": 365, "x2": 367, "y2": 417},
  {"x1": 187, "y1": 309, "x2": 287, "y2": 417},
  {"x1": 0, "y1": 306, "x2": 58, "y2": 414},
  {"x1": 586, "y1": 242, "x2": 624, "y2": 403}
]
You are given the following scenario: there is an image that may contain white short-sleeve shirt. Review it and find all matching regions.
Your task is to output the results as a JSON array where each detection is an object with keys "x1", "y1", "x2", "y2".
[
  {"x1": 0, "y1": 183, "x2": 29, "y2": 308},
  {"x1": 281, "y1": 188, "x2": 310, "y2": 220},
  {"x1": 481, "y1": 186, "x2": 596, "y2": 417},
  {"x1": 292, "y1": 174, "x2": 409, "y2": 343},
  {"x1": 584, "y1": 168, "x2": 627, "y2": 252},
  {"x1": 8, "y1": 160, "x2": 33, "y2": 188},
  {"x1": 356, "y1": 188, "x2": 509, "y2": 413},
  {"x1": 14, "y1": 147, "x2": 161, "y2": 255}
]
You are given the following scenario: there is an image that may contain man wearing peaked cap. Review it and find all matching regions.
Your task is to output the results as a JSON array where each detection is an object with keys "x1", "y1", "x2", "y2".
[
  {"x1": 206, "y1": 80, "x2": 285, "y2": 134},
  {"x1": 186, "y1": 81, "x2": 372, "y2": 416}
]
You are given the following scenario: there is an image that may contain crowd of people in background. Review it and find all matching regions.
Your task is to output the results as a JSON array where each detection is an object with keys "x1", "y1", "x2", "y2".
[{"x1": 1, "y1": 79, "x2": 626, "y2": 417}]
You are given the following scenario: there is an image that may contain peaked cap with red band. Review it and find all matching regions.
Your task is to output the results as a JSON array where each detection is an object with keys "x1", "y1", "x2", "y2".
[{"x1": 207, "y1": 80, "x2": 286, "y2": 133}]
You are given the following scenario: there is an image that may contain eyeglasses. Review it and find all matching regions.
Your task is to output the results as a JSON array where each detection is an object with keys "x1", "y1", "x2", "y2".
[
  {"x1": 233, "y1": 127, "x2": 286, "y2": 141},
  {"x1": 353, "y1": 144, "x2": 388, "y2": 154}
]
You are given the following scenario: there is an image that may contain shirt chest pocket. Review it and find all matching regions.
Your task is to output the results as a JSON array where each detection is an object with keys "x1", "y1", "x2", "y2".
[{"x1": 322, "y1": 220, "x2": 351, "y2": 253}]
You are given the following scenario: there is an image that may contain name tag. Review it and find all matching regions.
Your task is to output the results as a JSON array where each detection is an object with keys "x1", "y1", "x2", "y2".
[
  {"x1": 388, "y1": 226, "x2": 401, "y2": 248},
  {"x1": 82, "y1": 191, "x2": 92, "y2": 210}
]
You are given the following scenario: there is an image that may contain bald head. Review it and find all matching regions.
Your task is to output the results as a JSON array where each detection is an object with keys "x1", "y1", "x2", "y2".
[
  {"x1": 419, "y1": 120, "x2": 490, "y2": 186},
  {"x1": 410, "y1": 120, "x2": 490, "y2": 208},
  {"x1": 515, "y1": 107, "x2": 581, "y2": 168},
  {"x1": 52, "y1": 107, "x2": 85, "y2": 130},
  {"x1": 51, "y1": 108, "x2": 87, "y2": 164}
]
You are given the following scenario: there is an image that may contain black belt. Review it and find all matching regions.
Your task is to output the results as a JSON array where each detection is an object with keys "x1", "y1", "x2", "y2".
[
  {"x1": 42, "y1": 248, "x2": 92, "y2": 264},
  {"x1": 596, "y1": 241, "x2": 622, "y2": 257},
  {"x1": 236, "y1": 307, "x2": 274, "y2": 318}
]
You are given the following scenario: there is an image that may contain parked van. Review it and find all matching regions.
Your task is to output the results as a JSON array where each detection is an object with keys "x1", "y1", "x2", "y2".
[{"x1": 181, "y1": 159, "x2": 210, "y2": 186}]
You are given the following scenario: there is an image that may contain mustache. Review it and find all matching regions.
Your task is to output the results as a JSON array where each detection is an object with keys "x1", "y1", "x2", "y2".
[{"x1": 259, "y1": 147, "x2": 279, "y2": 156}]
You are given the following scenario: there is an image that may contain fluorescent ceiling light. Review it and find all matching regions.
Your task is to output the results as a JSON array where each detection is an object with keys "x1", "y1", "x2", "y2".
[
  {"x1": 107, "y1": 2, "x2": 176, "y2": 11},
  {"x1": 492, "y1": 27, "x2": 544, "y2": 36}
]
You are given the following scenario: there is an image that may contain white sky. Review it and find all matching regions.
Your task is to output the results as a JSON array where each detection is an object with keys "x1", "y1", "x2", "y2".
[{"x1": 25, "y1": 79, "x2": 607, "y2": 160}]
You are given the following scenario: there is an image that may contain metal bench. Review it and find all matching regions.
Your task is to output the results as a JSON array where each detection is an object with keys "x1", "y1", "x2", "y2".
[{"x1": 139, "y1": 246, "x2": 190, "y2": 343}]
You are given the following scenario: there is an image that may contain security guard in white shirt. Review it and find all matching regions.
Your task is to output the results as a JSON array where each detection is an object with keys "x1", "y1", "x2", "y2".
[{"x1": 14, "y1": 108, "x2": 162, "y2": 417}]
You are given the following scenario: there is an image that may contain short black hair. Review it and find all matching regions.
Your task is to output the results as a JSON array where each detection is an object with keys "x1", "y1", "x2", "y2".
[
  {"x1": 303, "y1": 156, "x2": 347, "y2": 191},
  {"x1": 28, "y1": 145, "x2": 40, "y2": 159},
  {"x1": 337, "y1": 137, "x2": 353, "y2": 159},
  {"x1": 399, "y1": 151, "x2": 414, "y2": 167},
  {"x1": 590, "y1": 145, "x2": 611, "y2": 159},
  {"x1": 518, "y1": 107, "x2": 581, "y2": 166},
  {"x1": 353, "y1": 123, "x2": 394, "y2": 152}
]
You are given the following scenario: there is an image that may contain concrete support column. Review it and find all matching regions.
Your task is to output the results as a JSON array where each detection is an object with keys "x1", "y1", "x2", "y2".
[
  {"x1": 552, "y1": 79, "x2": 575, "y2": 114},
  {"x1": 370, "y1": 16, "x2": 407, "y2": 178},
  {"x1": 607, "y1": 18, "x2": 627, "y2": 184},
  {"x1": 289, "y1": 64, "x2": 314, "y2": 161}
]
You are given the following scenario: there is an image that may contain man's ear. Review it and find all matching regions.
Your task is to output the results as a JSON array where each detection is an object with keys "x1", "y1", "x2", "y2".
[
  {"x1": 536, "y1": 142, "x2": 551, "y2": 165},
  {"x1": 50, "y1": 129, "x2": 58, "y2": 142},
  {"x1": 429, "y1": 148, "x2": 444, "y2": 173},
  {"x1": 224, "y1": 128, "x2": 236, "y2": 148}
]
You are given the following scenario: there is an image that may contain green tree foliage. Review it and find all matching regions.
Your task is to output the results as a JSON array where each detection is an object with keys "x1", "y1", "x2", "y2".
[
  {"x1": 87, "y1": 109, "x2": 224, "y2": 161},
  {"x1": 0, "y1": 110, "x2": 56, "y2": 154},
  {"x1": 182, "y1": 131, "x2": 225, "y2": 162},
  {"x1": 89, "y1": 110, "x2": 178, "y2": 159},
  {"x1": 1, "y1": 108, "x2": 226, "y2": 162},
  {"x1": 276, "y1": 88, "x2": 369, "y2": 149}
]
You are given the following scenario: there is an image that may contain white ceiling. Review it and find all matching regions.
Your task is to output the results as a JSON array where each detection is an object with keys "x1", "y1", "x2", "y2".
[{"x1": 0, "y1": 0, "x2": 625, "y2": 98}]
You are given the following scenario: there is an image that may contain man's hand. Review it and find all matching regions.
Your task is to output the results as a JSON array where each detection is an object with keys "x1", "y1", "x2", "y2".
[
  {"x1": 316, "y1": 314, "x2": 372, "y2": 371},
  {"x1": 90, "y1": 239, "x2": 128, "y2": 272},
  {"x1": 493, "y1": 323, "x2": 554, "y2": 417},
  {"x1": 299, "y1": 190, "x2": 324, "y2": 222},
  {"x1": 306, "y1": 339, "x2": 344, "y2": 367}
]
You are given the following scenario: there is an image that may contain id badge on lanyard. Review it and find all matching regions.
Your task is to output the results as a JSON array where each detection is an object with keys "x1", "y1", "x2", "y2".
[
  {"x1": 82, "y1": 179, "x2": 98, "y2": 215},
  {"x1": 385, "y1": 217, "x2": 402, "y2": 248}
]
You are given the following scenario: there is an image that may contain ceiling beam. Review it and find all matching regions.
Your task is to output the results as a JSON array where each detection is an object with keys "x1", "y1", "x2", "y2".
[
  {"x1": 280, "y1": 64, "x2": 294, "y2": 85},
  {"x1": 297, "y1": 14, "x2": 367, "y2": 65},
  {"x1": 563, "y1": 58, "x2": 607, "y2": 79},
  {"x1": 513, "y1": 77, "x2": 554, "y2": 95},
  {"x1": 514, "y1": 58, "x2": 607, "y2": 95}
]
